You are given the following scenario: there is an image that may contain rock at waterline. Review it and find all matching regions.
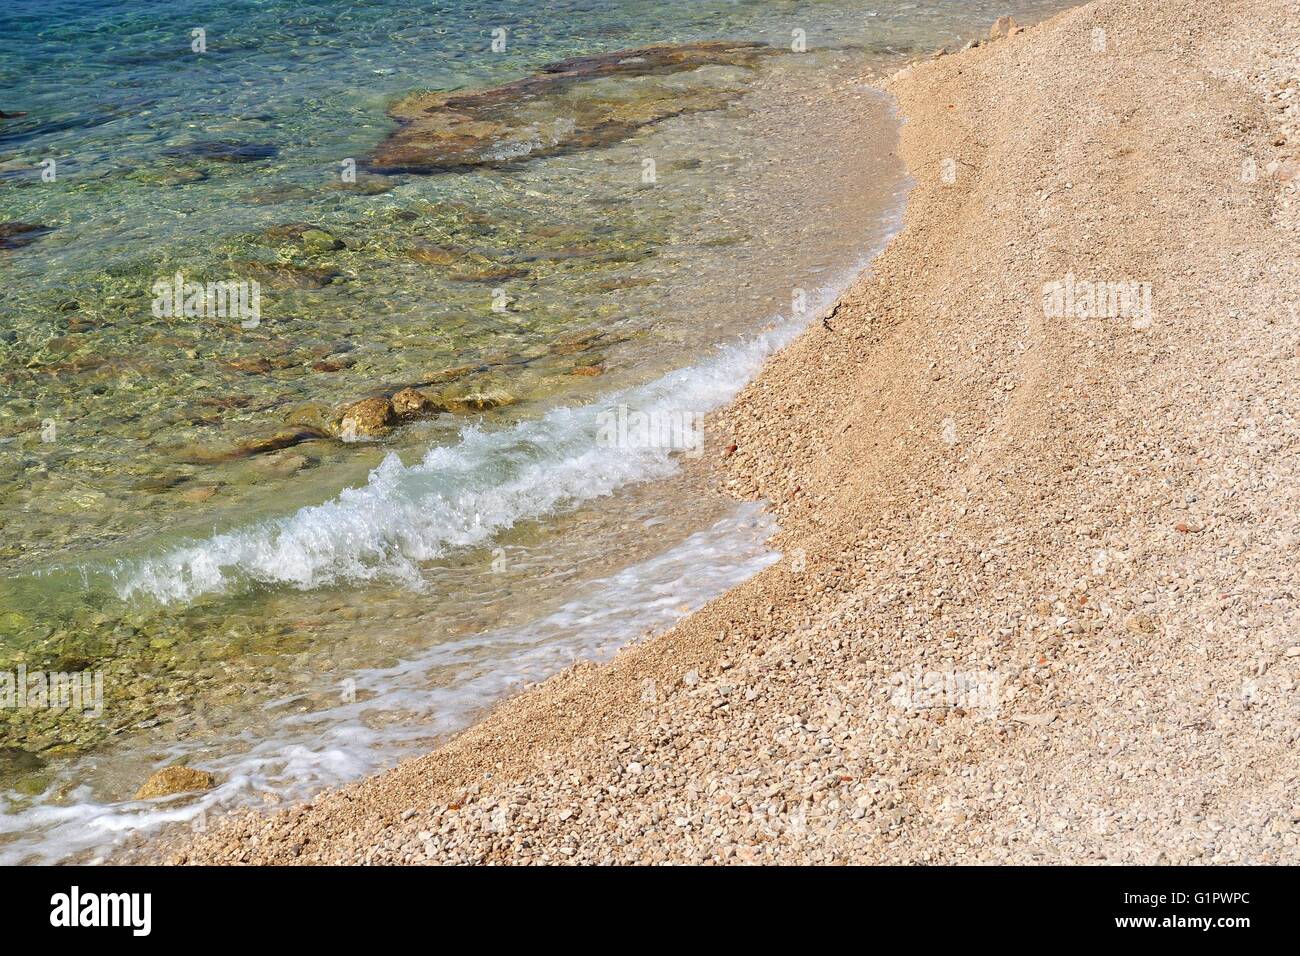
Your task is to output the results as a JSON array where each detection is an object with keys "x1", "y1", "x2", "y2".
[
  {"x1": 391, "y1": 387, "x2": 441, "y2": 418},
  {"x1": 135, "y1": 765, "x2": 215, "y2": 800},
  {"x1": 338, "y1": 396, "x2": 396, "y2": 439},
  {"x1": 989, "y1": 16, "x2": 1021, "y2": 39}
]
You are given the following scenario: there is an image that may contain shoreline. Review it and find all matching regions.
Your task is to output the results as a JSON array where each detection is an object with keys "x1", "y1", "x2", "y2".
[
  {"x1": 171, "y1": 0, "x2": 1299, "y2": 864},
  {"x1": 3, "y1": 35, "x2": 914, "y2": 865}
]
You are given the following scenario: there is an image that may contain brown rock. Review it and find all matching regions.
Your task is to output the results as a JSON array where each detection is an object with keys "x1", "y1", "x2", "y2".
[
  {"x1": 989, "y1": 16, "x2": 1019, "y2": 39},
  {"x1": 569, "y1": 365, "x2": 605, "y2": 377},
  {"x1": 419, "y1": 365, "x2": 476, "y2": 385},
  {"x1": 406, "y1": 244, "x2": 466, "y2": 267},
  {"x1": 223, "y1": 356, "x2": 274, "y2": 374},
  {"x1": 135, "y1": 765, "x2": 215, "y2": 800},
  {"x1": 368, "y1": 42, "x2": 772, "y2": 174},
  {"x1": 551, "y1": 333, "x2": 604, "y2": 355},
  {"x1": 241, "y1": 428, "x2": 325, "y2": 457},
  {"x1": 326, "y1": 175, "x2": 394, "y2": 195},
  {"x1": 338, "y1": 397, "x2": 396, "y2": 438},
  {"x1": 262, "y1": 222, "x2": 317, "y2": 240},
  {"x1": 391, "y1": 387, "x2": 439, "y2": 418},
  {"x1": 440, "y1": 379, "x2": 518, "y2": 413},
  {"x1": 448, "y1": 264, "x2": 531, "y2": 283},
  {"x1": 253, "y1": 451, "x2": 311, "y2": 476},
  {"x1": 284, "y1": 404, "x2": 332, "y2": 432},
  {"x1": 299, "y1": 228, "x2": 344, "y2": 253},
  {"x1": 241, "y1": 260, "x2": 342, "y2": 289},
  {"x1": 179, "y1": 485, "x2": 220, "y2": 503}
]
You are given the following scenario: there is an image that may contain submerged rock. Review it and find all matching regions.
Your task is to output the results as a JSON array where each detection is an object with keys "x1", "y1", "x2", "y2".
[
  {"x1": 391, "y1": 387, "x2": 441, "y2": 419},
  {"x1": 448, "y1": 263, "x2": 530, "y2": 283},
  {"x1": 161, "y1": 141, "x2": 278, "y2": 164},
  {"x1": 550, "y1": 331, "x2": 606, "y2": 355},
  {"x1": 404, "y1": 243, "x2": 472, "y2": 267},
  {"x1": 175, "y1": 428, "x2": 325, "y2": 464},
  {"x1": 260, "y1": 222, "x2": 345, "y2": 253},
  {"x1": 135, "y1": 765, "x2": 215, "y2": 800},
  {"x1": 0, "y1": 222, "x2": 53, "y2": 251},
  {"x1": 242, "y1": 184, "x2": 315, "y2": 204},
  {"x1": 300, "y1": 228, "x2": 345, "y2": 253},
  {"x1": 241, "y1": 428, "x2": 326, "y2": 457},
  {"x1": 369, "y1": 41, "x2": 771, "y2": 173},
  {"x1": 221, "y1": 356, "x2": 276, "y2": 374},
  {"x1": 440, "y1": 378, "x2": 518, "y2": 412},
  {"x1": 309, "y1": 355, "x2": 355, "y2": 373},
  {"x1": 252, "y1": 451, "x2": 311, "y2": 476},
  {"x1": 262, "y1": 222, "x2": 318, "y2": 241},
  {"x1": 126, "y1": 165, "x2": 207, "y2": 186},
  {"x1": 326, "y1": 174, "x2": 395, "y2": 195},
  {"x1": 178, "y1": 484, "x2": 219, "y2": 503},
  {"x1": 0, "y1": 747, "x2": 44, "y2": 774},
  {"x1": 240, "y1": 260, "x2": 343, "y2": 289},
  {"x1": 284, "y1": 403, "x2": 333, "y2": 432}
]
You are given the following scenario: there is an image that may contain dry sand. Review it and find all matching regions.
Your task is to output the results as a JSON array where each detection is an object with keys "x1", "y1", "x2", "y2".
[{"x1": 172, "y1": 0, "x2": 1300, "y2": 864}]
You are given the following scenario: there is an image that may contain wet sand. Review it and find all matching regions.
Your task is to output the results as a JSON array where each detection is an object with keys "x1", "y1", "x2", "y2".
[{"x1": 171, "y1": 0, "x2": 1300, "y2": 864}]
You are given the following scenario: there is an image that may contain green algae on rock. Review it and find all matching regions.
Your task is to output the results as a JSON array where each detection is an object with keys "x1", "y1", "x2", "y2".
[{"x1": 368, "y1": 41, "x2": 772, "y2": 173}]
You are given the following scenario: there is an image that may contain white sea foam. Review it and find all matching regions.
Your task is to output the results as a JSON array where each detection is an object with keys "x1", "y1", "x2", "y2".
[
  {"x1": 114, "y1": 302, "x2": 825, "y2": 606},
  {"x1": 0, "y1": 503, "x2": 779, "y2": 864},
  {"x1": 4, "y1": 178, "x2": 905, "y2": 864}
]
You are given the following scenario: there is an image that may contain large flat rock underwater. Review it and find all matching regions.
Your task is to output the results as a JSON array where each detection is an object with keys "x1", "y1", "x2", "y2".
[{"x1": 368, "y1": 41, "x2": 774, "y2": 174}]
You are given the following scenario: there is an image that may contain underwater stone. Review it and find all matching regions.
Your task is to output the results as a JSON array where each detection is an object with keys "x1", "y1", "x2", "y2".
[
  {"x1": 439, "y1": 377, "x2": 519, "y2": 412},
  {"x1": 0, "y1": 222, "x2": 53, "y2": 251},
  {"x1": 161, "y1": 141, "x2": 278, "y2": 164},
  {"x1": 391, "y1": 387, "x2": 441, "y2": 419},
  {"x1": 300, "y1": 228, "x2": 345, "y2": 253},
  {"x1": 368, "y1": 41, "x2": 771, "y2": 173}
]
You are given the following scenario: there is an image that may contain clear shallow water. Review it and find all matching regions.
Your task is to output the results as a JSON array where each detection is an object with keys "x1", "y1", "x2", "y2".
[
  {"x1": 0, "y1": 0, "x2": 1068, "y2": 862},
  {"x1": 0, "y1": 501, "x2": 784, "y2": 864}
]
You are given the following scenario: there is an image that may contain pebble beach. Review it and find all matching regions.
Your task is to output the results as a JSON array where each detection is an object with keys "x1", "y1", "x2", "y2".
[{"x1": 165, "y1": 0, "x2": 1300, "y2": 865}]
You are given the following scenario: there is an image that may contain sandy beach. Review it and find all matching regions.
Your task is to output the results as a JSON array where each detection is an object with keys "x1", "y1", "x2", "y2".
[{"x1": 171, "y1": 0, "x2": 1299, "y2": 865}]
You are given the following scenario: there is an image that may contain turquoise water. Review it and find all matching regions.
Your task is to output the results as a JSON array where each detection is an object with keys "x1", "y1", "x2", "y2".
[{"x1": 0, "y1": 0, "x2": 1068, "y2": 862}]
